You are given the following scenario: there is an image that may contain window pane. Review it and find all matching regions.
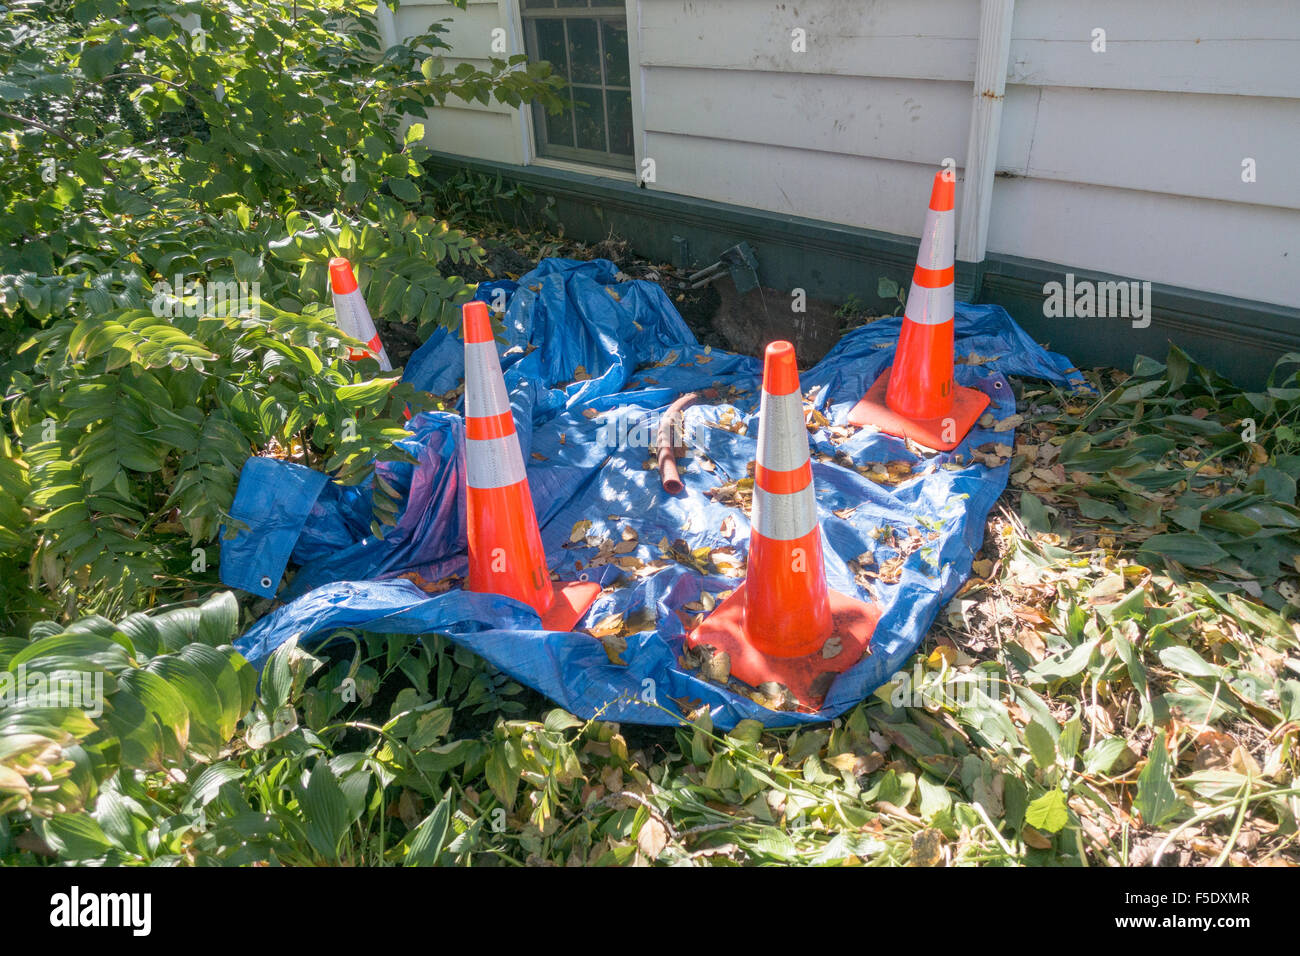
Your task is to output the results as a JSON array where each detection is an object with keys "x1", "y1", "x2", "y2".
[
  {"x1": 523, "y1": 0, "x2": 556, "y2": 8},
  {"x1": 573, "y1": 86, "x2": 606, "y2": 152},
  {"x1": 535, "y1": 19, "x2": 568, "y2": 76},
  {"x1": 601, "y1": 19, "x2": 629, "y2": 87},
  {"x1": 606, "y1": 89, "x2": 632, "y2": 156},
  {"x1": 567, "y1": 18, "x2": 601, "y2": 85},
  {"x1": 544, "y1": 98, "x2": 576, "y2": 148},
  {"x1": 555, "y1": 0, "x2": 588, "y2": 7}
]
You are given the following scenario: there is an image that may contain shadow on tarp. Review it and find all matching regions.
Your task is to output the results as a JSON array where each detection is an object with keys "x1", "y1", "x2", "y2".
[{"x1": 220, "y1": 258, "x2": 1085, "y2": 729}]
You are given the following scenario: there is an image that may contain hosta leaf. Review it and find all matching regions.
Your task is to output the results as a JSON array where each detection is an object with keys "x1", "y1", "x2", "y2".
[
  {"x1": 405, "y1": 788, "x2": 454, "y2": 866},
  {"x1": 1157, "y1": 645, "x2": 1220, "y2": 679},
  {"x1": 177, "y1": 644, "x2": 255, "y2": 740},
  {"x1": 9, "y1": 633, "x2": 130, "y2": 672},
  {"x1": 196, "y1": 591, "x2": 240, "y2": 647},
  {"x1": 117, "y1": 669, "x2": 192, "y2": 758},
  {"x1": 1139, "y1": 533, "x2": 1229, "y2": 567},
  {"x1": 300, "y1": 761, "x2": 350, "y2": 862},
  {"x1": 39, "y1": 811, "x2": 115, "y2": 860},
  {"x1": 1134, "y1": 730, "x2": 1183, "y2": 827},
  {"x1": 143, "y1": 655, "x2": 225, "y2": 753}
]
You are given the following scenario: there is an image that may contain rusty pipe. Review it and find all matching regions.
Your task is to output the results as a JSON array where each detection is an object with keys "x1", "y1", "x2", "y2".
[{"x1": 658, "y1": 389, "x2": 717, "y2": 494}]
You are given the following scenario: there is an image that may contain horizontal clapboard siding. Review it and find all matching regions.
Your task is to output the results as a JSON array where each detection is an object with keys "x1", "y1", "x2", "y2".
[
  {"x1": 392, "y1": 0, "x2": 525, "y2": 162},
  {"x1": 1009, "y1": 0, "x2": 1300, "y2": 98},
  {"x1": 987, "y1": 178, "x2": 1300, "y2": 306},
  {"x1": 399, "y1": 0, "x2": 1300, "y2": 309}
]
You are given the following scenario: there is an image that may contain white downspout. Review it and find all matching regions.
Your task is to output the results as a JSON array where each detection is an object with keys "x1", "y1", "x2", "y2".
[
  {"x1": 957, "y1": 0, "x2": 1015, "y2": 266},
  {"x1": 375, "y1": 3, "x2": 398, "y2": 49},
  {"x1": 502, "y1": 0, "x2": 535, "y2": 165}
]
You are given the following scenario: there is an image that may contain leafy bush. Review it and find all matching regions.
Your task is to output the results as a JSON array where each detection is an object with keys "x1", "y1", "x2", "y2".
[
  {"x1": 0, "y1": 0, "x2": 563, "y2": 622},
  {"x1": 0, "y1": 592, "x2": 253, "y2": 826},
  {"x1": 0, "y1": 597, "x2": 922, "y2": 867},
  {"x1": 1034, "y1": 347, "x2": 1300, "y2": 595},
  {"x1": 1, "y1": 594, "x2": 593, "y2": 866}
]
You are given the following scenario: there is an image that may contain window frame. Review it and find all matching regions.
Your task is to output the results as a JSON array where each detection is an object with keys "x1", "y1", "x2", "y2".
[{"x1": 518, "y1": 2, "x2": 637, "y2": 172}]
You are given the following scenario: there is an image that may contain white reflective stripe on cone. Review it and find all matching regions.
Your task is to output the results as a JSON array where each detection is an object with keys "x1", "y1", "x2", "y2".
[
  {"x1": 339, "y1": 288, "x2": 377, "y2": 338},
  {"x1": 756, "y1": 389, "x2": 809, "y2": 472},
  {"x1": 915, "y1": 209, "x2": 954, "y2": 272},
  {"x1": 332, "y1": 289, "x2": 361, "y2": 340},
  {"x1": 464, "y1": 340, "x2": 511, "y2": 418},
  {"x1": 466, "y1": 434, "x2": 527, "y2": 489},
  {"x1": 343, "y1": 295, "x2": 387, "y2": 374},
  {"x1": 752, "y1": 486, "x2": 818, "y2": 541},
  {"x1": 903, "y1": 282, "x2": 954, "y2": 327},
  {"x1": 333, "y1": 288, "x2": 392, "y2": 370}
]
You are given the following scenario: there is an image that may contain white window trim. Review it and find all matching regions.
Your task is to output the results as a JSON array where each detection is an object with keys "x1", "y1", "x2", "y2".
[{"x1": 531, "y1": 155, "x2": 639, "y2": 182}]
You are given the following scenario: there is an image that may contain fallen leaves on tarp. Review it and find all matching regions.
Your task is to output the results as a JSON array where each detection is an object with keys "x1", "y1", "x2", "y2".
[{"x1": 396, "y1": 571, "x2": 462, "y2": 594}]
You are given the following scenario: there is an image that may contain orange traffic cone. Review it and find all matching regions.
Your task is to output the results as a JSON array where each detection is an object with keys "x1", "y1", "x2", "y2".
[
  {"x1": 847, "y1": 170, "x2": 989, "y2": 449},
  {"x1": 686, "y1": 341, "x2": 881, "y2": 708},
  {"x1": 330, "y1": 257, "x2": 393, "y2": 371},
  {"x1": 461, "y1": 301, "x2": 601, "y2": 631}
]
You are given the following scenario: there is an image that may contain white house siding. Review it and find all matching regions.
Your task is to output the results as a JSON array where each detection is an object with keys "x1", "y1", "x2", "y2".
[
  {"x1": 390, "y1": 0, "x2": 527, "y2": 164},
  {"x1": 398, "y1": 0, "x2": 1300, "y2": 308}
]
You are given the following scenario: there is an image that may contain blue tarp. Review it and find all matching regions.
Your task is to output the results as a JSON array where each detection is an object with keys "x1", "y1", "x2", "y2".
[{"x1": 222, "y1": 258, "x2": 1084, "y2": 729}]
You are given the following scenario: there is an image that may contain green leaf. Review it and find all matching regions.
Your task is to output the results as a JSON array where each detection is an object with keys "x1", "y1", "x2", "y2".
[
  {"x1": 252, "y1": 25, "x2": 278, "y2": 53},
  {"x1": 1024, "y1": 789, "x2": 1069, "y2": 834},
  {"x1": 335, "y1": 379, "x2": 395, "y2": 406},
  {"x1": 41, "y1": 812, "x2": 115, "y2": 860},
  {"x1": 185, "y1": 763, "x2": 247, "y2": 811},
  {"x1": 484, "y1": 741, "x2": 519, "y2": 810},
  {"x1": 1025, "y1": 638, "x2": 1098, "y2": 684},
  {"x1": 1083, "y1": 737, "x2": 1130, "y2": 776},
  {"x1": 301, "y1": 761, "x2": 350, "y2": 862},
  {"x1": 1134, "y1": 730, "x2": 1183, "y2": 827},
  {"x1": 231, "y1": 250, "x2": 262, "y2": 283},
  {"x1": 917, "y1": 775, "x2": 953, "y2": 822},
  {"x1": 142, "y1": 654, "x2": 224, "y2": 752},
  {"x1": 180, "y1": 642, "x2": 256, "y2": 738},
  {"x1": 727, "y1": 718, "x2": 764, "y2": 745},
  {"x1": 262, "y1": 635, "x2": 299, "y2": 711},
  {"x1": 196, "y1": 592, "x2": 240, "y2": 647},
  {"x1": 543, "y1": 709, "x2": 583, "y2": 733},
  {"x1": 1076, "y1": 496, "x2": 1126, "y2": 522},
  {"x1": 1058, "y1": 714, "x2": 1082, "y2": 762},
  {"x1": 1201, "y1": 509, "x2": 1262, "y2": 537},
  {"x1": 117, "y1": 669, "x2": 192, "y2": 756},
  {"x1": 388, "y1": 178, "x2": 420, "y2": 203},
  {"x1": 1158, "y1": 646, "x2": 1220, "y2": 679},
  {"x1": 1020, "y1": 492, "x2": 1052, "y2": 533},
  {"x1": 1024, "y1": 719, "x2": 1057, "y2": 770},
  {"x1": 1139, "y1": 533, "x2": 1230, "y2": 567},
  {"x1": 80, "y1": 35, "x2": 125, "y2": 83},
  {"x1": 405, "y1": 788, "x2": 453, "y2": 866}
]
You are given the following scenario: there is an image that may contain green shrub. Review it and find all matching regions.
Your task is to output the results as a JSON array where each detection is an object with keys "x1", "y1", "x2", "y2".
[{"x1": 0, "y1": 0, "x2": 564, "y2": 622}]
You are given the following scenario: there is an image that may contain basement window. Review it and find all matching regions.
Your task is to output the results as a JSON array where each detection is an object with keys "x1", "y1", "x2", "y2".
[{"x1": 521, "y1": 1, "x2": 633, "y2": 170}]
